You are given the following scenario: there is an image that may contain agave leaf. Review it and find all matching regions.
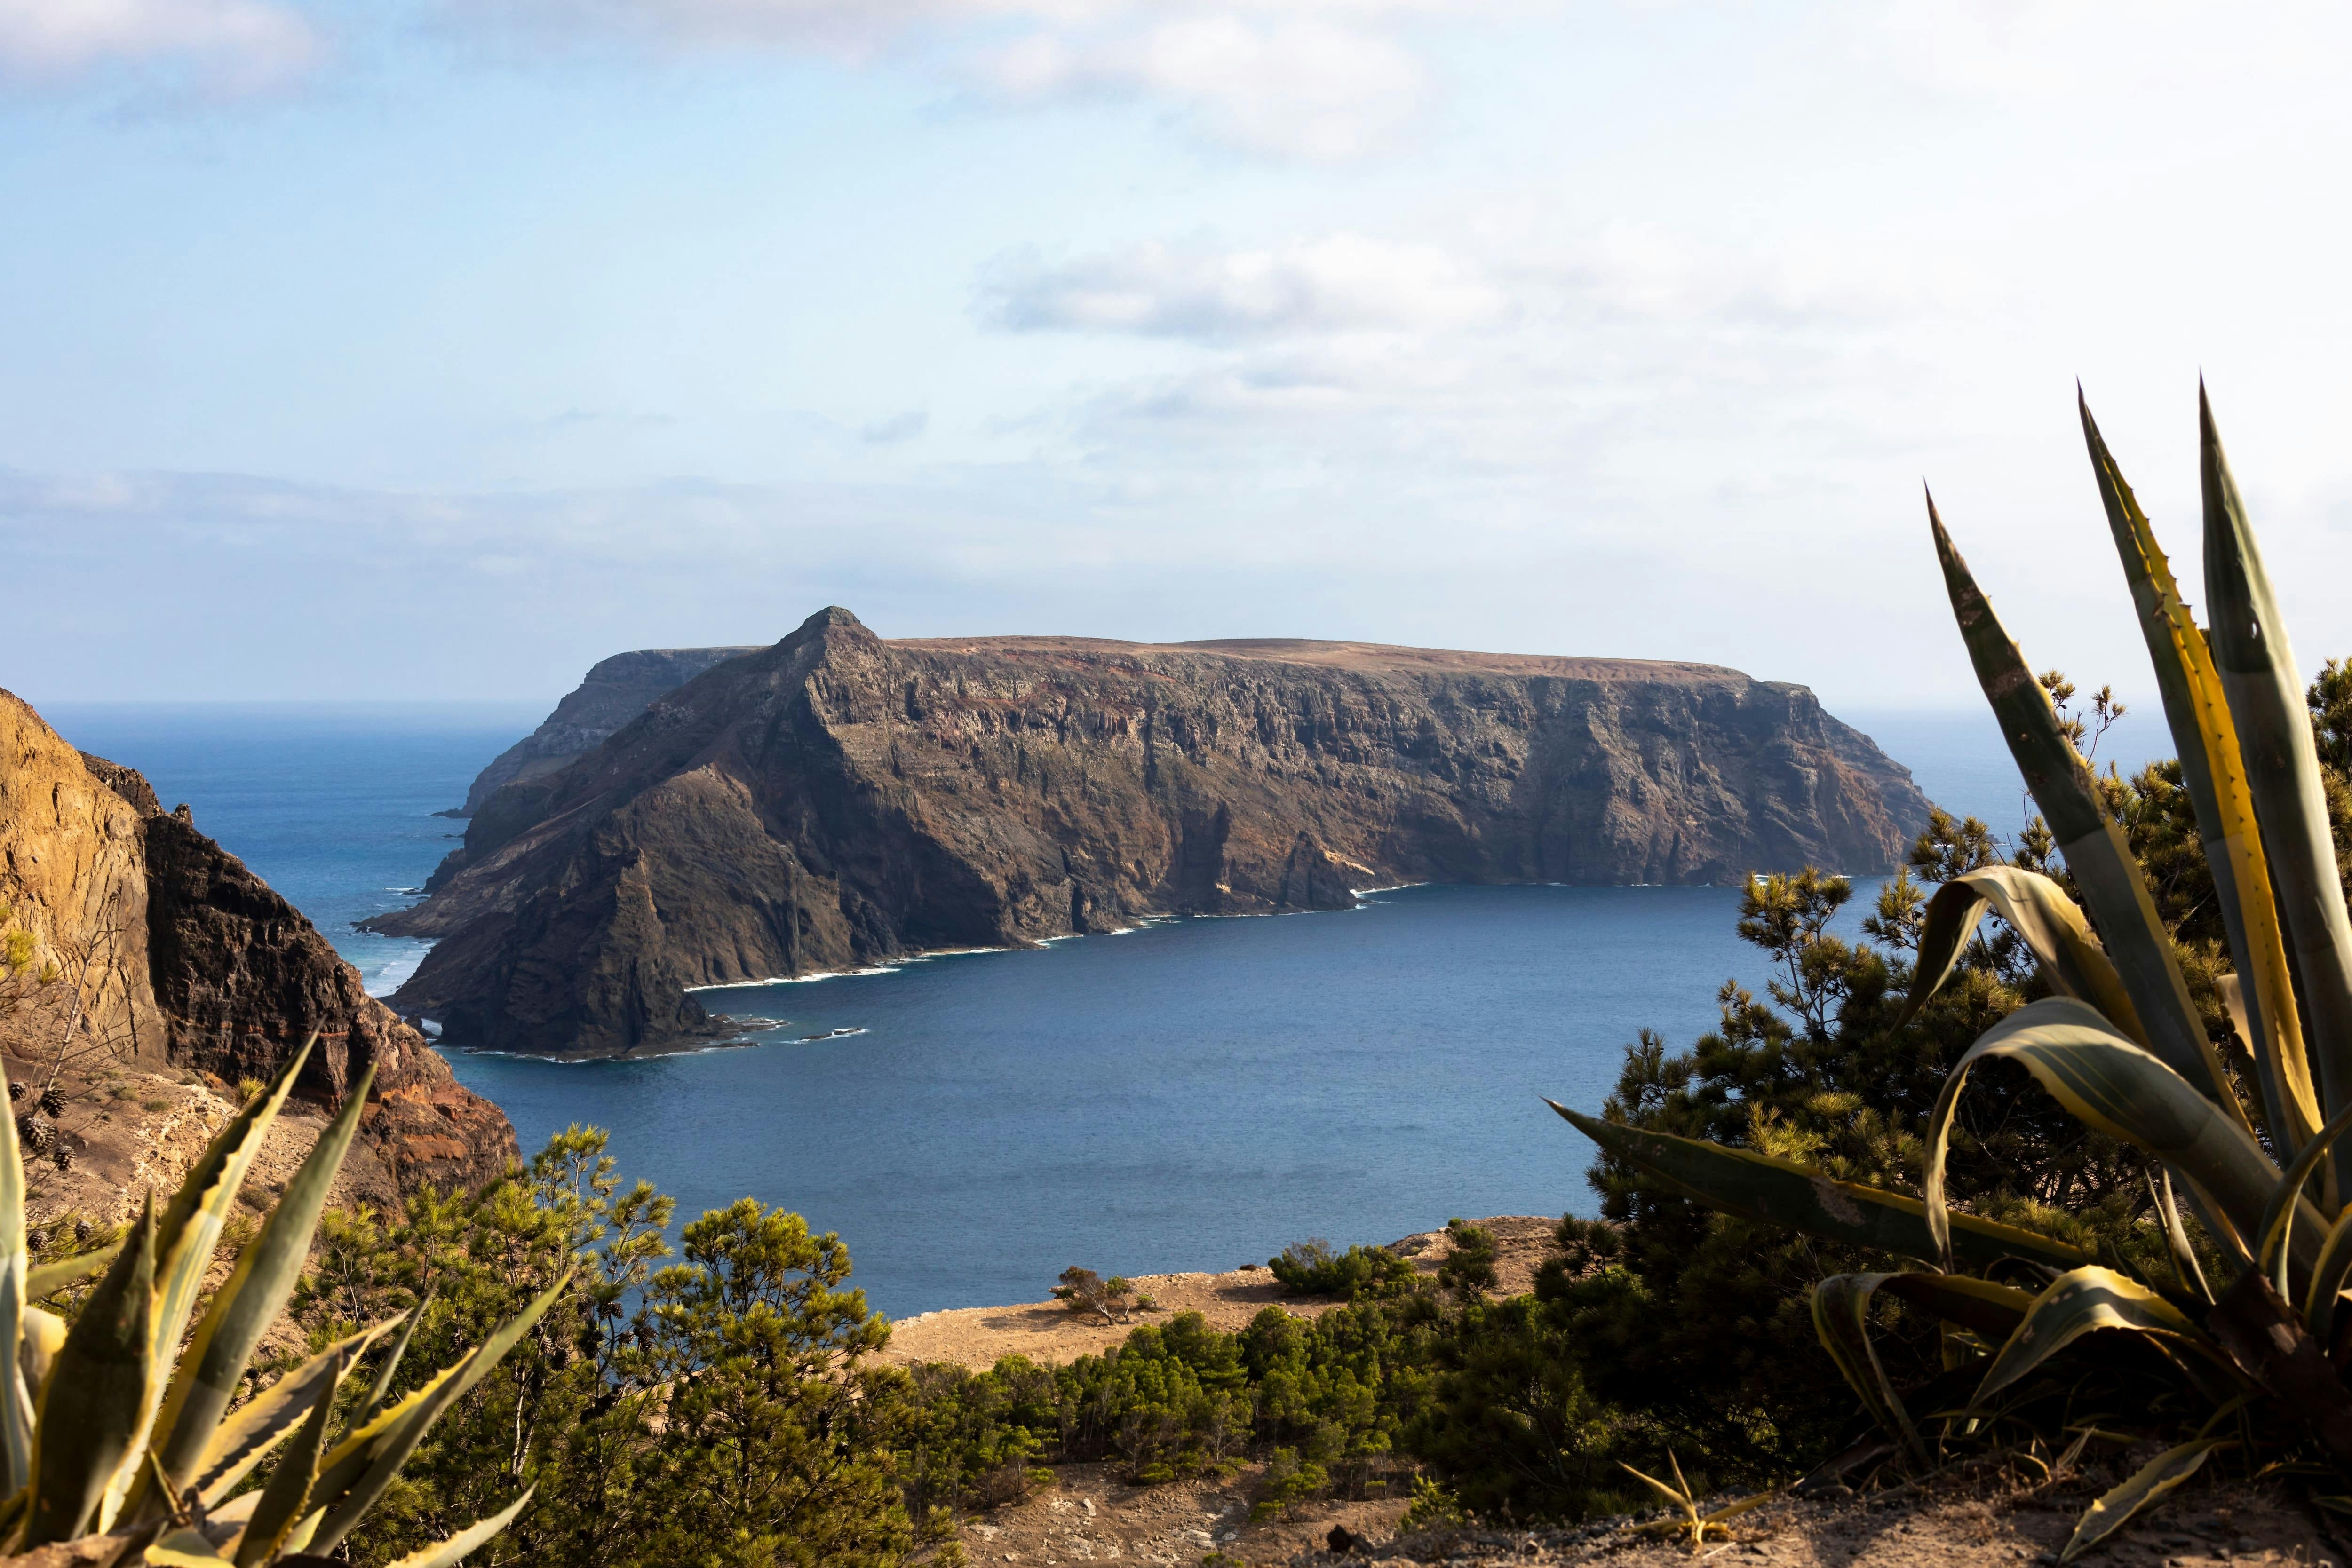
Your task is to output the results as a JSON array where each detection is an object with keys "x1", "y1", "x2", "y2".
[
  {"x1": 194, "y1": 1317, "x2": 397, "y2": 1506},
  {"x1": 1875, "y1": 1270, "x2": 2035, "y2": 1340},
  {"x1": 27, "y1": 1242, "x2": 124, "y2": 1299},
  {"x1": 232, "y1": 1346, "x2": 347, "y2": 1567},
  {"x1": 147, "y1": 1536, "x2": 235, "y2": 1567},
  {"x1": 1899, "y1": 866, "x2": 2143, "y2": 1040},
  {"x1": 2058, "y1": 1437, "x2": 2229, "y2": 1563},
  {"x1": 1922, "y1": 998, "x2": 2309, "y2": 1274},
  {"x1": 117, "y1": 1038, "x2": 317, "y2": 1530},
  {"x1": 1619, "y1": 1459, "x2": 1699, "y2": 1533},
  {"x1": 21, "y1": 1199, "x2": 157, "y2": 1547},
  {"x1": 2305, "y1": 1205, "x2": 2352, "y2": 1348},
  {"x1": 2081, "y1": 395, "x2": 2320, "y2": 1156},
  {"x1": 2255, "y1": 1098, "x2": 2352, "y2": 1299},
  {"x1": 306, "y1": 1271, "x2": 571, "y2": 1555},
  {"x1": 1811, "y1": 1275, "x2": 1925, "y2": 1460},
  {"x1": 355, "y1": 1288, "x2": 431, "y2": 1433},
  {"x1": 1974, "y1": 1266, "x2": 2227, "y2": 1408},
  {"x1": 0, "y1": 1053, "x2": 26, "y2": 1499},
  {"x1": 153, "y1": 1061, "x2": 376, "y2": 1494},
  {"x1": 2150, "y1": 1167, "x2": 2213, "y2": 1305},
  {"x1": 18, "y1": 1308, "x2": 64, "y2": 1399},
  {"x1": 1550, "y1": 1101, "x2": 2092, "y2": 1273},
  {"x1": 380, "y1": 1486, "x2": 537, "y2": 1568},
  {"x1": 1928, "y1": 492, "x2": 2243, "y2": 1120},
  {"x1": 2201, "y1": 389, "x2": 2352, "y2": 1178}
]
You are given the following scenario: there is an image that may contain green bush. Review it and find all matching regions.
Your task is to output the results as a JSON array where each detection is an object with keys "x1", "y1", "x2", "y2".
[{"x1": 1267, "y1": 1239, "x2": 1415, "y2": 1300}]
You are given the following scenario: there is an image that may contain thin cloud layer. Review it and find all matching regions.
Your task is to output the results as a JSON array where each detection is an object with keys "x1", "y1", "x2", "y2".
[
  {"x1": 0, "y1": 0, "x2": 318, "y2": 90},
  {"x1": 985, "y1": 234, "x2": 1504, "y2": 341}
]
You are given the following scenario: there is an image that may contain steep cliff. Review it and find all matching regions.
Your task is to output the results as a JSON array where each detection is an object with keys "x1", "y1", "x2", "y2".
[
  {"x1": 446, "y1": 645, "x2": 762, "y2": 817},
  {"x1": 0, "y1": 689, "x2": 516, "y2": 1193},
  {"x1": 377, "y1": 609, "x2": 1936, "y2": 1057}
]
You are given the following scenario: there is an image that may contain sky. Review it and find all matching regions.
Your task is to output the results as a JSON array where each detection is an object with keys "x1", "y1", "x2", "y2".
[{"x1": 5, "y1": 0, "x2": 2352, "y2": 711}]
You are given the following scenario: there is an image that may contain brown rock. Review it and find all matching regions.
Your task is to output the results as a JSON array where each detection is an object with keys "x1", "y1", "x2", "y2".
[
  {"x1": 0, "y1": 688, "x2": 515, "y2": 1194},
  {"x1": 381, "y1": 609, "x2": 1935, "y2": 1056}
]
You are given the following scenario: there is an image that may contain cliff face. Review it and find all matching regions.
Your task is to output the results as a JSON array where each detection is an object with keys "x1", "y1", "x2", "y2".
[
  {"x1": 0, "y1": 690, "x2": 516, "y2": 1193},
  {"x1": 448, "y1": 646, "x2": 762, "y2": 817},
  {"x1": 379, "y1": 609, "x2": 1936, "y2": 1057}
]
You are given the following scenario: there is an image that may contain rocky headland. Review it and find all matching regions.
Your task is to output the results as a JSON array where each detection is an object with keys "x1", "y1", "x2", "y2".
[
  {"x1": 370, "y1": 608, "x2": 1935, "y2": 1056},
  {"x1": 0, "y1": 689, "x2": 516, "y2": 1199},
  {"x1": 446, "y1": 644, "x2": 763, "y2": 817}
]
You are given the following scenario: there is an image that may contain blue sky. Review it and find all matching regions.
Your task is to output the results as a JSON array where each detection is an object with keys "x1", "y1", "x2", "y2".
[{"x1": 6, "y1": 0, "x2": 2352, "y2": 711}]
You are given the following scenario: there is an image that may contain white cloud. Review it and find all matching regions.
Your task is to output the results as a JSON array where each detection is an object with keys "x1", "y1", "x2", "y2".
[
  {"x1": 979, "y1": 14, "x2": 1426, "y2": 158},
  {"x1": 0, "y1": 0, "x2": 318, "y2": 91},
  {"x1": 985, "y1": 233, "x2": 1504, "y2": 340},
  {"x1": 456, "y1": 0, "x2": 1496, "y2": 157}
]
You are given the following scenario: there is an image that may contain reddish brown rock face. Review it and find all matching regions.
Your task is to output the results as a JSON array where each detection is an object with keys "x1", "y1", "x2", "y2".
[
  {"x1": 0, "y1": 689, "x2": 516, "y2": 1195},
  {"x1": 379, "y1": 609, "x2": 1936, "y2": 1058}
]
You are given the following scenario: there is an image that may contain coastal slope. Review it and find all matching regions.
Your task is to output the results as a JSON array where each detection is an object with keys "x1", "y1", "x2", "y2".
[
  {"x1": 377, "y1": 608, "x2": 1935, "y2": 1056},
  {"x1": 0, "y1": 689, "x2": 516, "y2": 1193}
]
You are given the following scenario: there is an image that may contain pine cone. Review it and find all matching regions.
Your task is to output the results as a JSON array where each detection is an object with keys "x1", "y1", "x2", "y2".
[
  {"x1": 36, "y1": 1088, "x2": 62, "y2": 1118},
  {"x1": 50, "y1": 1148, "x2": 70, "y2": 1173},
  {"x1": 15, "y1": 1116, "x2": 48, "y2": 1155},
  {"x1": 6, "y1": 1082, "x2": 22, "y2": 1102},
  {"x1": 73, "y1": 1219, "x2": 91, "y2": 1244}
]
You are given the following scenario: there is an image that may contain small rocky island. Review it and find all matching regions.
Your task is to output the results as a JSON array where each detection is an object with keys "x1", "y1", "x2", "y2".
[{"x1": 371, "y1": 609, "x2": 1936, "y2": 1056}]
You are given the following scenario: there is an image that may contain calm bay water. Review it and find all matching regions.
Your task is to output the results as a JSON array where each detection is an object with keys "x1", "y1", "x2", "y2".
[{"x1": 36, "y1": 698, "x2": 2133, "y2": 1318}]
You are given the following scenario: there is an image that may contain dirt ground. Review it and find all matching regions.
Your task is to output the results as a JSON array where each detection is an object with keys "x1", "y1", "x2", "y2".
[
  {"x1": 1340, "y1": 1468, "x2": 2344, "y2": 1567},
  {"x1": 882, "y1": 1216, "x2": 1557, "y2": 1370}
]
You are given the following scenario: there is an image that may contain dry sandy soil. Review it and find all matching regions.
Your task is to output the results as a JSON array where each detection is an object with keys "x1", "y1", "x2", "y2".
[{"x1": 882, "y1": 1216, "x2": 1557, "y2": 1371}]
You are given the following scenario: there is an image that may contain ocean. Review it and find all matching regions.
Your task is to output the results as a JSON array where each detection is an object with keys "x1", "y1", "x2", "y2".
[{"x1": 38, "y1": 699, "x2": 2174, "y2": 1319}]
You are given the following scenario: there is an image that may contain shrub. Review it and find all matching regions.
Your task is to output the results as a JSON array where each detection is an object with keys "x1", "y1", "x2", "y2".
[{"x1": 1268, "y1": 1239, "x2": 1415, "y2": 1300}]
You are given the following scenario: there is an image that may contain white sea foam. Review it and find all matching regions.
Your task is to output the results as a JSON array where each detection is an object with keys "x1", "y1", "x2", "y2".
[
  {"x1": 364, "y1": 940, "x2": 435, "y2": 998},
  {"x1": 684, "y1": 966, "x2": 902, "y2": 992}
]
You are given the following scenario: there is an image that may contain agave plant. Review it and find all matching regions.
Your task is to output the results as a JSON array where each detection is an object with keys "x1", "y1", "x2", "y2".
[
  {"x1": 1557, "y1": 387, "x2": 2352, "y2": 1559},
  {"x1": 0, "y1": 1036, "x2": 562, "y2": 1567}
]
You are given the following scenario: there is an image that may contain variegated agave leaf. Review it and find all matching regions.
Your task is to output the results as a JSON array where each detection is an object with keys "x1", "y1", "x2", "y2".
[{"x1": 1551, "y1": 1102, "x2": 2091, "y2": 1274}]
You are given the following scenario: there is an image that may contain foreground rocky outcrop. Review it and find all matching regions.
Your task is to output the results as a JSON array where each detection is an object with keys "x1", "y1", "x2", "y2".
[
  {"x1": 373, "y1": 608, "x2": 1935, "y2": 1056},
  {"x1": 445, "y1": 644, "x2": 761, "y2": 817},
  {"x1": 0, "y1": 689, "x2": 516, "y2": 1193}
]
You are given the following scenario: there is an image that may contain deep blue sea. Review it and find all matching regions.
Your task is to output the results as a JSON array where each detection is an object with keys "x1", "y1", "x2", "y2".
[{"x1": 37, "y1": 699, "x2": 2175, "y2": 1318}]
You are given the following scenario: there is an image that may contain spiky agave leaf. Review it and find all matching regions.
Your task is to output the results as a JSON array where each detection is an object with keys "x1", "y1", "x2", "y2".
[
  {"x1": 2201, "y1": 387, "x2": 2352, "y2": 1179},
  {"x1": 2058, "y1": 1437, "x2": 2230, "y2": 1563},
  {"x1": 1972, "y1": 1266, "x2": 2231, "y2": 1409},
  {"x1": 1551, "y1": 1102, "x2": 2093, "y2": 1273},
  {"x1": 21, "y1": 1200, "x2": 156, "y2": 1547},
  {"x1": 231, "y1": 1345, "x2": 349, "y2": 1567},
  {"x1": 192, "y1": 1318, "x2": 400, "y2": 1506},
  {"x1": 302, "y1": 1270, "x2": 572, "y2": 1556},
  {"x1": 0, "y1": 1051, "x2": 29, "y2": 1498},
  {"x1": 379, "y1": 1486, "x2": 537, "y2": 1568},
  {"x1": 148, "y1": 1060, "x2": 375, "y2": 1501},
  {"x1": 1899, "y1": 866, "x2": 2142, "y2": 1039},
  {"x1": 2081, "y1": 394, "x2": 2320, "y2": 1156},
  {"x1": 26, "y1": 1244, "x2": 122, "y2": 1299},
  {"x1": 1927, "y1": 492, "x2": 2244, "y2": 1121},
  {"x1": 2254, "y1": 1099, "x2": 2352, "y2": 1299},
  {"x1": 1922, "y1": 999, "x2": 2308, "y2": 1275},
  {"x1": 1812, "y1": 1275, "x2": 1926, "y2": 1461},
  {"x1": 2304, "y1": 1207, "x2": 2352, "y2": 1346}
]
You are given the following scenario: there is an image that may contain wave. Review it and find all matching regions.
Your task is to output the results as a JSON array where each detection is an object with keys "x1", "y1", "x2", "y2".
[
  {"x1": 684, "y1": 966, "x2": 902, "y2": 992},
  {"x1": 363, "y1": 941, "x2": 435, "y2": 999}
]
